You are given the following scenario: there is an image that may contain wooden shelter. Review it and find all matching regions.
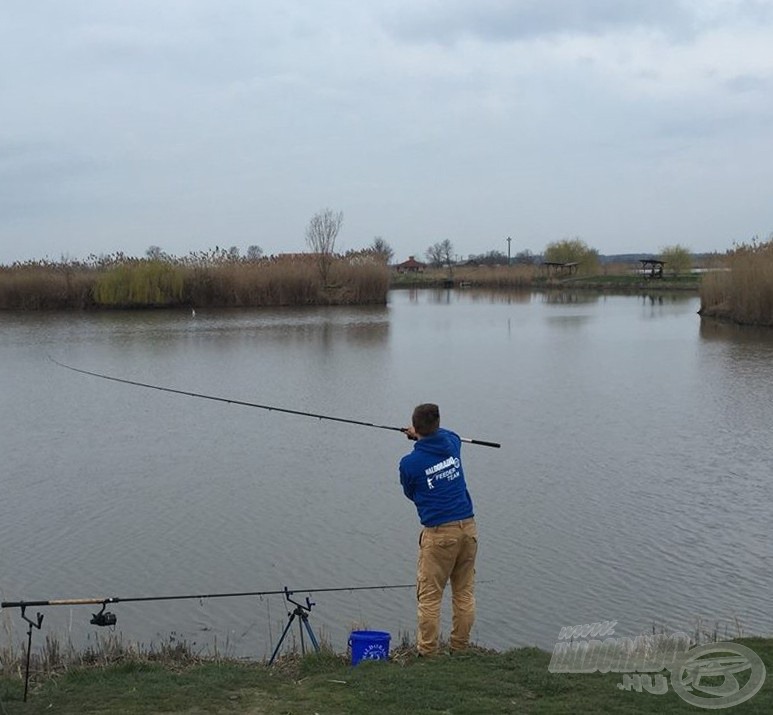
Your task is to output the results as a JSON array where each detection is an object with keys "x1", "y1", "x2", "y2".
[
  {"x1": 541, "y1": 261, "x2": 579, "y2": 276},
  {"x1": 640, "y1": 259, "x2": 665, "y2": 279}
]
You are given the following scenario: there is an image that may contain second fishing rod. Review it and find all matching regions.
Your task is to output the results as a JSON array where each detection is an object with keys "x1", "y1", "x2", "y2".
[{"x1": 49, "y1": 358, "x2": 501, "y2": 448}]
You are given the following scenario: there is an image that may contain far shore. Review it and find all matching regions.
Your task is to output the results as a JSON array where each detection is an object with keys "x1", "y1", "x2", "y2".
[
  {"x1": 12, "y1": 252, "x2": 773, "y2": 328},
  {"x1": 0, "y1": 257, "x2": 705, "y2": 313}
]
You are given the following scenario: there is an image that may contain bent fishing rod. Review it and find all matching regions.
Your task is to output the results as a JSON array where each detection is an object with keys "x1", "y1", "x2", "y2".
[{"x1": 49, "y1": 357, "x2": 501, "y2": 448}]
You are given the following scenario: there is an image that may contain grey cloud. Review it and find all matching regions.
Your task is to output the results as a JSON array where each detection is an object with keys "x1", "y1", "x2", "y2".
[
  {"x1": 733, "y1": 0, "x2": 773, "y2": 23},
  {"x1": 0, "y1": 142, "x2": 105, "y2": 221},
  {"x1": 724, "y1": 73, "x2": 773, "y2": 94},
  {"x1": 383, "y1": 0, "x2": 697, "y2": 44}
]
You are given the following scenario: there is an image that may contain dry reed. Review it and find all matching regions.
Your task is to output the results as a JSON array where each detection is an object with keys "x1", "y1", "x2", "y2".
[
  {"x1": 699, "y1": 237, "x2": 773, "y2": 326},
  {"x1": 452, "y1": 264, "x2": 538, "y2": 288},
  {"x1": 0, "y1": 251, "x2": 390, "y2": 310}
]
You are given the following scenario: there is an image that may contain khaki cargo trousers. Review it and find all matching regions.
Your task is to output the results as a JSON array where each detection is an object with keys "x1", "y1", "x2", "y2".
[{"x1": 416, "y1": 517, "x2": 478, "y2": 655}]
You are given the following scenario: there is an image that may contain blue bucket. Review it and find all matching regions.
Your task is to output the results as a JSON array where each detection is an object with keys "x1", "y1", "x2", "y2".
[{"x1": 348, "y1": 630, "x2": 390, "y2": 665}]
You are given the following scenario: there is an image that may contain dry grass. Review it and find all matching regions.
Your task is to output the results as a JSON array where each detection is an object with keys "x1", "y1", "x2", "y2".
[
  {"x1": 0, "y1": 628, "x2": 214, "y2": 683},
  {"x1": 699, "y1": 237, "x2": 773, "y2": 326},
  {"x1": 393, "y1": 264, "x2": 539, "y2": 288},
  {"x1": 452, "y1": 263, "x2": 538, "y2": 288},
  {"x1": 0, "y1": 263, "x2": 97, "y2": 309},
  {"x1": 0, "y1": 251, "x2": 390, "y2": 310}
]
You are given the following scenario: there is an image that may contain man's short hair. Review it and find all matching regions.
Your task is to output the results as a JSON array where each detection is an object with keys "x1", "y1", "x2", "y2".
[{"x1": 412, "y1": 403, "x2": 440, "y2": 436}]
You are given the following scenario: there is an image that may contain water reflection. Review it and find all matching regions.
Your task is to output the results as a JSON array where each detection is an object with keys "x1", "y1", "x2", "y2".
[
  {"x1": 638, "y1": 293, "x2": 697, "y2": 319},
  {"x1": 545, "y1": 314, "x2": 593, "y2": 328},
  {"x1": 540, "y1": 290, "x2": 600, "y2": 305},
  {"x1": 699, "y1": 317, "x2": 773, "y2": 346}
]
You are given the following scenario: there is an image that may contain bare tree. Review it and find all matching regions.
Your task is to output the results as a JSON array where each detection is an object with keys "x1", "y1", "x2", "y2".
[
  {"x1": 426, "y1": 239, "x2": 454, "y2": 268},
  {"x1": 247, "y1": 244, "x2": 263, "y2": 261},
  {"x1": 305, "y1": 208, "x2": 343, "y2": 284},
  {"x1": 370, "y1": 235, "x2": 394, "y2": 264},
  {"x1": 146, "y1": 245, "x2": 164, "y2": 260}
]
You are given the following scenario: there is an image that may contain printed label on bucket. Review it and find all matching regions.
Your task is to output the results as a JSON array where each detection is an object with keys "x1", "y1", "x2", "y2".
[{"x1": 361, "y1": 643, "x2": 388, "y2": 660}]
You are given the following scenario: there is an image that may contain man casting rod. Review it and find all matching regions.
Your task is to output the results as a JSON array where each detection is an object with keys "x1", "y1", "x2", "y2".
[{"x1": 49, "y1": 357, "x2": 501, "y2": 449}]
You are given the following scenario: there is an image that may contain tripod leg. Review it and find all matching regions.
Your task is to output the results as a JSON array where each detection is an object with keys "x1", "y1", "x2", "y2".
[
  {"x1": 268, "y1": 612, "x2": 296, "y2": 666},
  {"x1": 298, "y1": 610, "x2": 306, "y2": 655},
  {"x1": 301, "y1": 614, "x2": 320, "y2": 653},
  {"x1": 24, "y1": 624, "x2": 33, "y2": 703}
]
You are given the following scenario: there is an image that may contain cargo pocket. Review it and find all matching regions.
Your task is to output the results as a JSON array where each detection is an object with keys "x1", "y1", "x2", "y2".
[{"x1": 422, "y1": 532, "x2": 459, "y2": 550}]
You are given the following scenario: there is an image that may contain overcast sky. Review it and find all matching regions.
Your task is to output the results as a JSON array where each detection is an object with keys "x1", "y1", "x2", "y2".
[{"x1": 2, "y1": 0, "x2": 772, "y2": 264}]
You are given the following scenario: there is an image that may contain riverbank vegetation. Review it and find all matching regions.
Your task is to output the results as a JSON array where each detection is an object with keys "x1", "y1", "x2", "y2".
[
  {"x1": 0, "y1": 249, "x2": 390, "y2": 310},
  {"x1": 391, "y1": 263, "x2": 701, "y2": 292},
  {"x1": 2, "y1": 633, "x2": 771, "y2": 714},
  {"x1": 700, "y1": 237, "x2": 773, "y2": 326},
  {"x1": 0, "y1": 237, "x2": 733, "y2": 311}
]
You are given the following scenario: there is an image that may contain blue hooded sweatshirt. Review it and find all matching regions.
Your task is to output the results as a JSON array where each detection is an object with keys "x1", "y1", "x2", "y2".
[{"x1": 399, "y1": 427, "x2": 474, "y2": 527}]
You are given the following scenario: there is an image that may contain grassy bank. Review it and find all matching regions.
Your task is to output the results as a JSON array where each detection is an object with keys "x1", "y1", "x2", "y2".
[
  {"x1": 2, "y1": 637, "x2": 772, "y2": 713},
  {"x1": 0, "y1": 251, "x2": 389, "y2": 310},
  {"x1": 700, "y1": 239, "x2": 773, "y2": 326},
  {"x1": 554, "y1": 273, "x2": 701, "y2": 292},
  {"x1": 391, "y1": 265, "x2": 701, "y2": 292}
]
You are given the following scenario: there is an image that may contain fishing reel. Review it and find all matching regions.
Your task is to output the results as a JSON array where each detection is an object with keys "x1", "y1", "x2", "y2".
[{"x1": 90, "y1": 603, "x2": 117, "y2": 627}]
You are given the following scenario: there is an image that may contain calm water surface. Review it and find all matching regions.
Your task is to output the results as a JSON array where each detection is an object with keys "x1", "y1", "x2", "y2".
[{"x1": 1, "y1": 289, "x2": 772, "y2": 657}]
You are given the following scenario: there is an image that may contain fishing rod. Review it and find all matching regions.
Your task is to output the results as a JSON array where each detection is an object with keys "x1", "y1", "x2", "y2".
[
  {"x1": 0, "y1": 583, "x2": 415, "y2": 611},
  {"x1": 2, "y1": 582, "x2": 416, "y2": 700},
  {"x1": 49, "y1": 357, "x2": 501, "y2": 448}
]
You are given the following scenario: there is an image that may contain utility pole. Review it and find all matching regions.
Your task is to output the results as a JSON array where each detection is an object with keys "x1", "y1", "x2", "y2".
[{"x1": 506, "y1": 236, "x2": 512, "y2": 266}]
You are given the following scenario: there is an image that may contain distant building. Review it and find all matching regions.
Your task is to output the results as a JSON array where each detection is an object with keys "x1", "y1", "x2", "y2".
[{"x1": 395, "y1": 256, "x2": 426, "y2": 273}]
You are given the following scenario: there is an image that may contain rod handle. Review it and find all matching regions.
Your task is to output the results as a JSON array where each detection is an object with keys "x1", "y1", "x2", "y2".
[{"x1": 462, "y1": 438, "x2": 501, "y2": 449}]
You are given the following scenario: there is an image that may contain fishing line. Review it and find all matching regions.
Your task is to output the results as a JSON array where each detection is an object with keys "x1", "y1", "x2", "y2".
[{"x1": 48, "y1": 357, "x2": 501, "y2": 448}]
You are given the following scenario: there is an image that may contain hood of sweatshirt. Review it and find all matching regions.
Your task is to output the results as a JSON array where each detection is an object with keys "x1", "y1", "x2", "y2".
[{"x1": 414, "y1": 429, "x2": 457, "y2": 457}]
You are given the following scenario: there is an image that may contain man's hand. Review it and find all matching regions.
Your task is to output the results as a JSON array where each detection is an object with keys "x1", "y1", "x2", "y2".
[{"x1": 402, "y1": 426, "x2": 419, "y2": 441}]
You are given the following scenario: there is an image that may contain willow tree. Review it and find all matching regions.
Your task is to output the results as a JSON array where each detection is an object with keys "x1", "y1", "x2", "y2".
[
  {"x1": 543, "y1": 238, "x2": 599, "y2": 275},
  {"x1": 659, "y1": 244, "x2": 692, "y2": 276},
  {"x1": 305, "y1": 208, "x2": 343, "y2": 285}
]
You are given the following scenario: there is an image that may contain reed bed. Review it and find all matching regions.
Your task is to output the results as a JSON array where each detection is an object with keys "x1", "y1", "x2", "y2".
[
  {"x1": 392, "y1": 264, "x2": 540, "y2": 288},
  {"x1": 699, "y1": 238, "x2": 773, "y2": 326},
  {"x1": 0, "y1": 251, "x2": 390, "y2": 310},
  {"x1": 0, "y1": 262, "x2": 97, "y2": 309},
  {"x1": 452, "y1": 263, "x2": 539, "y2": 288}
]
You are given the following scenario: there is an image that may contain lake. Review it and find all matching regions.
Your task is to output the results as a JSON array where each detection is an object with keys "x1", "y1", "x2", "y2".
[{"x1": 1, "y1": 288, "x2": 772, "y2": 658}]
